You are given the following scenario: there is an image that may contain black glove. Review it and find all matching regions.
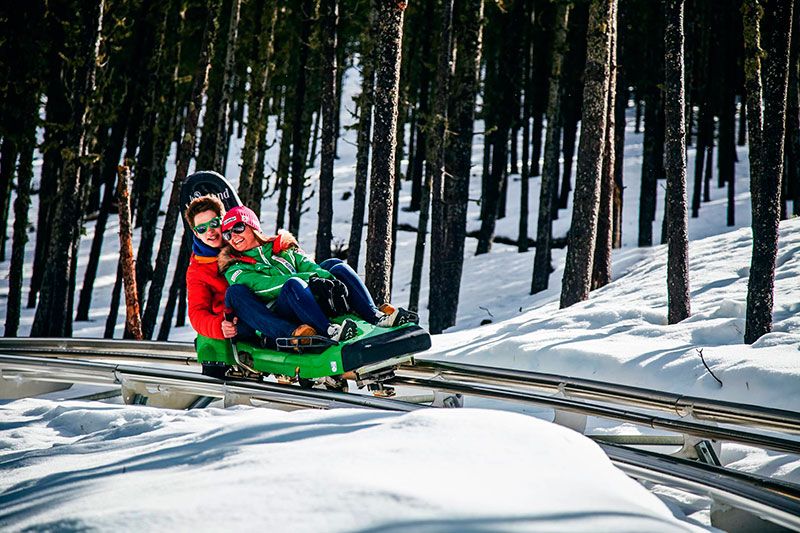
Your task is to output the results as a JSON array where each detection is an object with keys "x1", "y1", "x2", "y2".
[{"x1": 308, "y1": 276, "x2": 350, "y2": 317}]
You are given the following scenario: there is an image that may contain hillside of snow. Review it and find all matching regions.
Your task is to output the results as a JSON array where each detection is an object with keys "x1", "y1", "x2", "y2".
[{"x1": 427, "y1": 218, "x2": 800, "y2": 413}]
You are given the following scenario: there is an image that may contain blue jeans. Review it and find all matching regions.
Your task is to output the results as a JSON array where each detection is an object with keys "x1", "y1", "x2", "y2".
[
  {"x1": 273, "y1": 278, "x2": 332, "y2": 334},
  {"x1": 225, "y1": 285, "x2": 298, "y2": 343},
  {"x1": 319, "y1": 258, "x2": 380, "y2": 324}
]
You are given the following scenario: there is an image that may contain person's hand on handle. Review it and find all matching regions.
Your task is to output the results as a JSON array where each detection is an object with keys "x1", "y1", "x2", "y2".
[{"x1": 222, "y1": 309, "x2": 238, "y2": 339}]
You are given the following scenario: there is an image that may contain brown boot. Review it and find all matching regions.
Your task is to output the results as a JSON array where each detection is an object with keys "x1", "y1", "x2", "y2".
[{"x1": 291, "y1": 324, "x2": 317, "y2": 348}]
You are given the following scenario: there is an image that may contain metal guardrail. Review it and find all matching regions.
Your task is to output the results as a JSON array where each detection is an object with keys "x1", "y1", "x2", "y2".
[
  {"x1": 2, "y1": 338, "x2": 798, "y2": 438},
  {"x1": 389, "y1": 373, "x2": 800, "y2": 456},
  {"x1": 397, "y1": 360, "x2": 800, "y2": 434},
  {"x1": 603, "y1": 444, "x2": 800, "y2": 531},
  {"x1": 0, "y1": 354, "x2": 419, "y2": 412}
]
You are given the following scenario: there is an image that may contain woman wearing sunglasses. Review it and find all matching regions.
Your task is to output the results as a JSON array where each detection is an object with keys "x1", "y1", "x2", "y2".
[
  {"x1": 218, "y1": 206, "x2": 417, "y2": 344},
  {"x1": 184, "y1": 196, "x2": 305, "y2": 356}
]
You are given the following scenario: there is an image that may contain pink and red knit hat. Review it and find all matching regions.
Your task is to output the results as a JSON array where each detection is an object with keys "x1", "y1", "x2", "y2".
[{"x1": 221, "y1": 205, "x2": 262, "y2": 233}]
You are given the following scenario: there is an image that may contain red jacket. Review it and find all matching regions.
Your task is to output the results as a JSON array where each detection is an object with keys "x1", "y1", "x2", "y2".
[{"x1": 186, "y1": 254, "x2": 228, "y2": 339}]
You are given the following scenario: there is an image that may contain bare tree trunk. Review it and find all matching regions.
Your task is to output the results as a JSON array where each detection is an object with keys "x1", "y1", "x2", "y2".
[
  {"x1": 518, "y1": 8, "x2": 533, "y2": 254},
  {"x1": 786, "y1": 10, "x2": 800, "y2": 216},
  {"x1": 288, "y1": 0, "x2": 314, "y2": 236},
  {"x1": 4, "y1": 105, "x2": 36, "y2": 337},
  {"x1": 347, "y1": 35, "x2": 375, "y2": 269},
  {"x1": 429, "y1": 0, "x2": 484, "y2": 333},
  {"x1": 105, "y1": 261, "x2": 123, "y2": 338},
  {"x1": 213, "y1": 0, "x2": 241, "y2": 170},
  {"x1": 743, "y1": 0, "x2": 794, "y2": 344},
  {"x1": 475, "y1": 0, "x2": 524, "y2": 255},
  {"x1": 560, "y1": 0, "x2": 616, "y2": 309},
  {"x1": 239, "y1": 0, "x2": 278, "y2": 211},
  {"x1": 157, "y1": 234, "x2": 190, "y2": 341},
  {"x1": 592, "y1": 3, "x2": 618, "y2": 291},
  {"x1": 141, "y1": 0, "x2": 222, "y2": 339},
  {"x1": 664, "y1": 0, "x2": 690, "y2": 324},
  {"x1": 31, "y1": 0, "x2": 104, "y2": 337},
  {"x1": 315, "y1": 0, "x2": 338, "y2": 261},
  {"x1": 412, "y1": 0, "x2": 454, "y2": 315},
  {"x1": 116, "y1": 166, "x2": 143, "y2": 339},
  {"x1": 365, "y1": 0, "x2": 406, "y2": 304},
  {"x1": 532, "y1": 1, "x2": 570, "y2": 294},
  {"x1": 612, "y1": 66, "x2": 627, "y2": 248}
]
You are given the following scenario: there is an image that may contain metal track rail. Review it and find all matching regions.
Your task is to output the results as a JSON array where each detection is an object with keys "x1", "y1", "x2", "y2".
[
  {"x1": 390, "y1": 373, "x2": 800, "y2": 456},
  {"x1": 397, "y1": 360, "x2": 800, "y2": 435},
  {"x1": 2, "y1": 338, "x2": 797, "y2": 438},
  {"x1": 1, "y1": 350, "x2": 799, "y2": 529},
  {"x1": 603, "y1": 443, "x2": 800, "y2": 530},
  {"x1": 0, "y1": 354, "x2": 419, "y2": 412}
]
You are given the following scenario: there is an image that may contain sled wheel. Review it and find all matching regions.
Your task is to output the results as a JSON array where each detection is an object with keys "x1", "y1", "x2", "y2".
[{"x1": 325, "y1": 377, "x2": 349, "y2": 393}]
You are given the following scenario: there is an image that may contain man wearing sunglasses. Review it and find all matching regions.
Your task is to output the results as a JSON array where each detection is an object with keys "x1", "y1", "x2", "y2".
[{"x1": 184, "y1": 196, "x2": 303, "y2": 361}]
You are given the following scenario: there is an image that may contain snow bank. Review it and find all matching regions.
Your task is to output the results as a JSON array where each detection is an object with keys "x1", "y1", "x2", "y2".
[
  {"x1": 428, "y1": 218, "x2": 800, "y2": 413},
  {"x1": 0, "y1": 399, "x2": 705, "y2": 532}
]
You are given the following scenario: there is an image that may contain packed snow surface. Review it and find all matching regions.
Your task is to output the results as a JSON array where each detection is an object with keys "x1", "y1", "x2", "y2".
[{"x1": 0, "y1": 400, "x2": 706, "y2": 532}]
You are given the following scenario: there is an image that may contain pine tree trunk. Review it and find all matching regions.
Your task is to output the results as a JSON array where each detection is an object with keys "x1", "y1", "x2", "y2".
[
  {"x1": 105, "y1": 261, "x2": 123, "y2": 338},
  {"x1": 347, "y1": 36, "x2": 375, "y2": 269},
  {"x1": 135, "y1": 5, "x2": 183, "y2": 306},
  {"x1": 532, "y1": 2, "x2": 570, "y2": 294},
  {"x1": 157, "y1": 234, "x2": 190, "y2": 341},
  {"x1": 315, "y1": 0, "x2": 338, "y2": 262},
  {"x1": 27, "y1": 91, "x2": 64, "y2": 309},
  {"x1": 612, "y1": 65, "x2": 627, "y2": 248},
  {"x1": 4, "y1": 89, "x2": 37, "y2": 336},
  {"x1": 638, "y1": 90, "x2": 662, "y2": 246},
  {"x1": 786, "y1": 11, "x2": 800, "y2": 217},
  {"x1": 743, "y1": 0, "x2": 794, "y2": 344},
  {"x1": 559, "y1": 0, "x2": 615, "y2": 309},
  {"x1": 213, "y1": 0, "x2": 241, "y2": 171},
  {"x1": 664, "y1": 0, "x2": 690, "y2": 324},
  {"x1": 365, "y1": 0, "x2": 406, "y2": 305},
  {"x1": 288, "y1": 0, "x2": 314, "y2": 236},
  {"x1": 518, "y1": 10, "x2": 533, "y2": 254},
  {"x1": 407, "y1": 1, "x2": 435, "y2": 213},
  {"x1": 412, "y1": 0, "x2": 454, "y2": 316},
  {"x1": 592, "y1": 3, "x2": 617, "y2": 291},
  {"x1": 430, "y1": 0, "x2": 484, "y2": 333},
  {"x1": 31, "y1": 0, "x2": 104, "y2": 337},
  {"x1": 0, "y1": 138, "x2": 16, "y2": 263},
  {"x1": 476, "y1": 0, "x2": 524, "y2": 255},
  {"x1": 74, "y1": 130, "x2": 122, "y2": 322},
  {"x1": 116, "y1": 166, "x2": 143, "y2": 339},
  {"x1": 141, "y1": 0, "x2": 222, "y2": 339},
  {"x1": 239, "y1": 0, "x2": 278, "y2": 211}
]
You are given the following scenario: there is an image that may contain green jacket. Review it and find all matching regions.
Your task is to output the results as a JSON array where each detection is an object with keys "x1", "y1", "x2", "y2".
[{"x1": 220, "y1": 241, "x2": 332, "y2": 302}]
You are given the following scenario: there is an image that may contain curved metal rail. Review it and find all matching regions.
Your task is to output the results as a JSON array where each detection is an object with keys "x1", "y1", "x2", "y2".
[
  {"x1": 0, "y1": 350, "x2": 799, "y2": 530},
  {"x1": 389, "y1": 373, "x2": 800, "y2": 456},
  {"x1": 2, "y1": 338, "x2": 798, "y2": 446},
  {"x1": 0, "y1": 354, "x2": 419, "y2": 412},
  {"x1": 2, "y1": 338, "x2": 798, "y2": 438},
  {"x1": 397, "y1": 360, "x2": 800, "y2": 434},
  {"x1": 603, "y1": 444, "x2": 800, "y2": 531}
]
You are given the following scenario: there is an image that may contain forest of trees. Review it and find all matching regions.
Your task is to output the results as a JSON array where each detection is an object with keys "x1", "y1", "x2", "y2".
[{"x1": 0, "y1": 0, "x2": 797, "y2": 342}]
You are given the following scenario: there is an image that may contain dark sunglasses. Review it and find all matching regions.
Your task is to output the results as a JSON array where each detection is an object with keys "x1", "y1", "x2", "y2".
[
  {"x1": 222, "y1": 222, "x2": 247, "y2": 241},
  {"x1": 193, "y1": 216, "x2": 221, "y2": 234}
]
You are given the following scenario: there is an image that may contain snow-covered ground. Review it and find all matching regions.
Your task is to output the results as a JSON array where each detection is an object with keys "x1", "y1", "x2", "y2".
[
  {"x1": 1, "y1": 65, "x2": 798, "y2": 530},
  {"x1": 0, "y1": 400, "x2": 710, "y2": 532}
]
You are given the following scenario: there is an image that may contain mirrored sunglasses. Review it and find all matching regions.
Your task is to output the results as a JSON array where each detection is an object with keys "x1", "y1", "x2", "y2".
[
  {"x1": 193, "y1": 216, "x2": 221, "y2": 235},
  {"x1": 222, "y1": 222, "x2": 247, "y2": 241}
]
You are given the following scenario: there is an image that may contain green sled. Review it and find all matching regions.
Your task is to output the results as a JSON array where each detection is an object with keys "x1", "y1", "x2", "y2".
[{"x1": 194, "y1": 315, "x2": 431, "y2": 380}]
